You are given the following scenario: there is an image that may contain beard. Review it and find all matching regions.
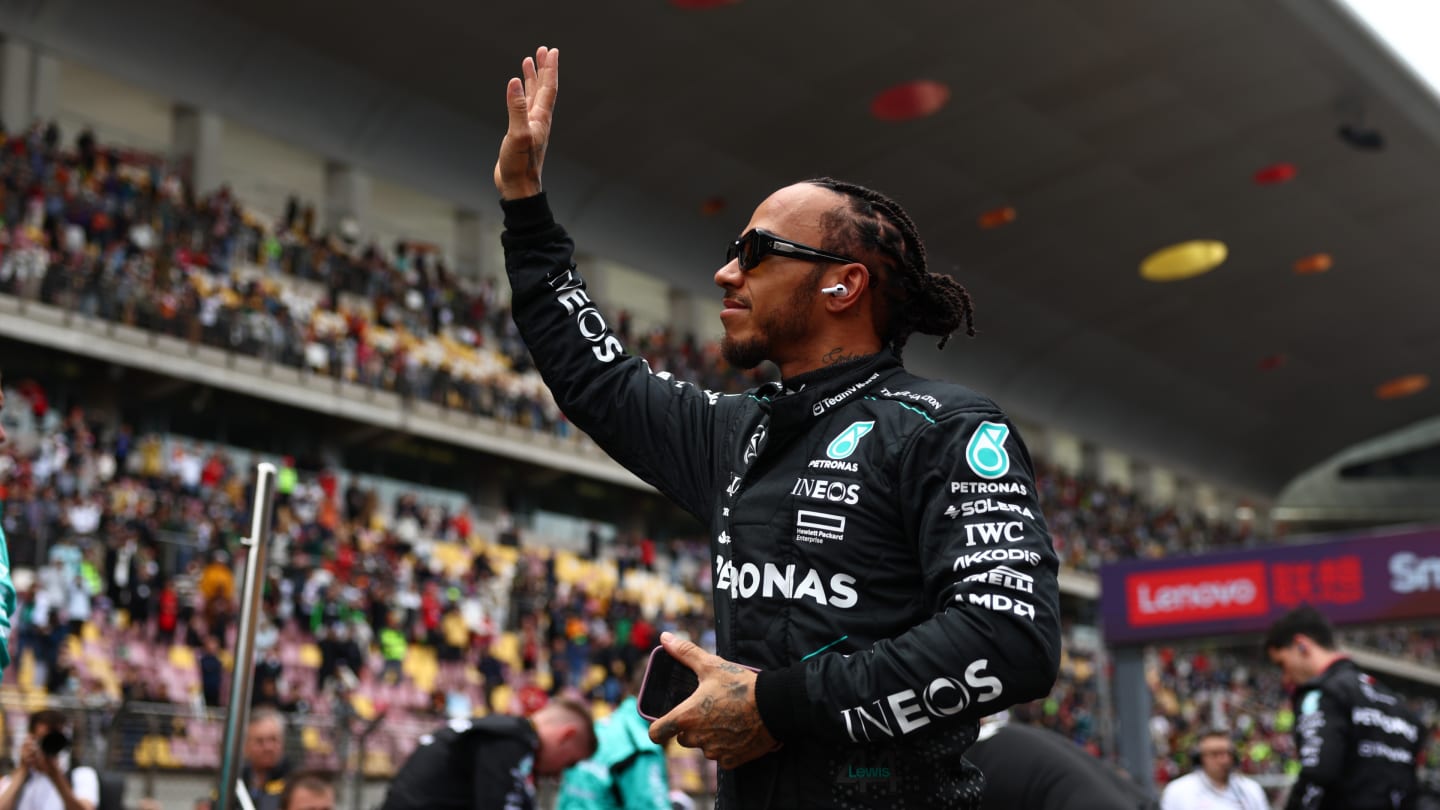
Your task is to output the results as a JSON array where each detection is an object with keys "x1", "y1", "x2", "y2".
[{"x1": 721, "y1": 274, "x2": 820, "y2": 369}]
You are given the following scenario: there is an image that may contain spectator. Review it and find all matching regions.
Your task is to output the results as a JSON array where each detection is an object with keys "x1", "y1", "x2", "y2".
[
  {"x1": 198, "y1": 550, "x2": 235, "y2": 640},
  {"x1": 253, "y1": 645, "x2": 286, "y2": 709},
  {"x1": 379, "y1": 612, "x2": 407, "y2": 685},
  {"x1": 242, "y1": 709, "x2": 293, "y2": 810},
  {"x1": 278, "y1": 771, "x2": 335, "y2": 810},
  {"x1": 0, "y1": 709, "x2": 100, "y2": 810},
  {"x1": 199, "y1": 635, "x2": 224, "y2": 707}
]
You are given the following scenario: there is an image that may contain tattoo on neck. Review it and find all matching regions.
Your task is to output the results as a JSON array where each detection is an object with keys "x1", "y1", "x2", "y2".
[{"x1": 822, "y1": 347, "x2": 859, "y2": 366}]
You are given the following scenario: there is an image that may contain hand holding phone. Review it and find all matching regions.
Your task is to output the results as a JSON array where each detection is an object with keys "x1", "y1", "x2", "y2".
[{"x1": 638, "y1": 633, "x2": 777, "y2": 771}]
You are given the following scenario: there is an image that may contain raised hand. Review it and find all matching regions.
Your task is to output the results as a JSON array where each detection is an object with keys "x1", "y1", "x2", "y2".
[
  {"x1": 647, "y1": 632, "x2": 781, "y2": 770},
  {"x1": 494, "y1": 46, "x2": 559, "y2": 200}
]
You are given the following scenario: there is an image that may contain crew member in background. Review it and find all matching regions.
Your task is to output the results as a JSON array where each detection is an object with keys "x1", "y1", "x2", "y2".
[
  {"x1": 1159, "y1": 728, "x2": 1265, "y2": 810},
  {"x1": 0, "y1": 373, "x2": 16, "y2": 683},
  {"x1": 279, "y1": 771, "x2": 336, "y2": 810},
  {"x1": 557, "y1": 672, "x2": 669, "y2": 810},
  {"x1": 967, "y1": 710, "x2": 1158, "y2": 810},
  {"x1": 380, "y1": 700, "x2": 597, "y2": 810},
  {"x1": 1265, "y1": 605, "x2": 1424, "y2": 810}
]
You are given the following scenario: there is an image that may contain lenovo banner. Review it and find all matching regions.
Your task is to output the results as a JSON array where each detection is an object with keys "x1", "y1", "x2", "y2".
[{"x1": 1100, "y1": 526, "x2": 1440, "y2": 645}]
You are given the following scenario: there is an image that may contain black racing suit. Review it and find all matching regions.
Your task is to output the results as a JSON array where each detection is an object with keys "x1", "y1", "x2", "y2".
[
  {"x1": 501, "y1": 193, "x2": 1061, "y2": 809},
  {"x1": 1285, "y1": 658, "x2": 1424, "y2": 810},
  {"x1": 965, "y1": 724, "x2": 1158, "y2": 810},
  {"x1": 381, "y1": 715, "x2": 540, "y2": 810}
]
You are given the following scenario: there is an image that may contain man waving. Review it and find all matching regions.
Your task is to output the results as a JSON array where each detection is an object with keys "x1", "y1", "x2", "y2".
[{"x1": 494, "y1": 47, "x2": 1060, "y2": 810}]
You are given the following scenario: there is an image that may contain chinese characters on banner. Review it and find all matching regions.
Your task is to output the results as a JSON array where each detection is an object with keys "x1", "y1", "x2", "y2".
[{"x1": 1271, "y1": 555, "x2": 1364, "y2": 608}]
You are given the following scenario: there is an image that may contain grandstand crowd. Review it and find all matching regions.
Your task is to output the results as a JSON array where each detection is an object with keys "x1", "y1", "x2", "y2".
[
  {"x1": 0, "y1": 119, "x2": 768, "y2": 437},
  {"x1": 2, "y1": 121, "x2": 1438, "y2": 796}
]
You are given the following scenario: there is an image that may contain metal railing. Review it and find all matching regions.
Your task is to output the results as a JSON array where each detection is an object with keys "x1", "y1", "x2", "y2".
[{"x1": 0, "y1": 694, "x2": 441, "y2": 806}]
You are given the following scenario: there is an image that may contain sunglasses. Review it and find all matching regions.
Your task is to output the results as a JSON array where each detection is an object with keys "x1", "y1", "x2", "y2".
[{"x1": 726, "y1": 228, "x2": 860, "y2": 272}]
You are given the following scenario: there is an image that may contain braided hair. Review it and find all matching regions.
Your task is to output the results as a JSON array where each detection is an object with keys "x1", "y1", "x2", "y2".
[{"x1": 806, "y1": 177, "x2": 975, "y2": 354}]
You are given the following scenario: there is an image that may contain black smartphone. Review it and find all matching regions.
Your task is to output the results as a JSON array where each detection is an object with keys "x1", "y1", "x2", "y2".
[
  {"x1": 636, "y1": 645, "x2": 759, "y2": 721},
  {"x1": 636, "y1": 646, "x2": 700, "y2": 721}
]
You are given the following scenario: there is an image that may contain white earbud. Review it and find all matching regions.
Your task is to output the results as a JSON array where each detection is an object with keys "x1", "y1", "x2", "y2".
[{"x1": 821, "y1": 284, "x2": 848, "y2": 296}]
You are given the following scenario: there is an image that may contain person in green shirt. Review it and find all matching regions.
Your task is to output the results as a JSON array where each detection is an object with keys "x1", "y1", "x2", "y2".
[
  {"x1": 379, "y1": 612, "x2": 408, "y2": 685},
  {"x1": 557, "y1": 675, "x2": 670, "y2": 810},
  {"x1": 0, "y1": 376, "x2": 16, "y2": 680}
]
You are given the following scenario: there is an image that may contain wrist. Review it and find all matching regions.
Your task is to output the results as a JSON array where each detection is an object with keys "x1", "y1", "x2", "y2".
[
  {"x1": 499, "y1": 182, "x2": 543, "y2": 201},
  {"x1": 754, "y1": 665, "x2": 808, "y2": 742}
]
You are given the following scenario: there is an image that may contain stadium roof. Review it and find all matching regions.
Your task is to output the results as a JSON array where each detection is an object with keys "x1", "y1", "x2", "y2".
[{"x1": 10, "y1": 0, "x2": 1440, "y2": 496}]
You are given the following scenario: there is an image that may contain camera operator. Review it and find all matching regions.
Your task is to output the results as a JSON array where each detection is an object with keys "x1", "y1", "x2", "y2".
[{"x1": 0, "y1": 709, "x2": 99, "y2": 810}]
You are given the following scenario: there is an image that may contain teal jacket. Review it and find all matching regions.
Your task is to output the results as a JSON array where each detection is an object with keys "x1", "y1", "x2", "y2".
[
  {"x1": 557, "y1": 697, "x2": 670, "y2": 810},
  {"x1": 0, "y1": 523, "x2": 14, "y2": 679}
]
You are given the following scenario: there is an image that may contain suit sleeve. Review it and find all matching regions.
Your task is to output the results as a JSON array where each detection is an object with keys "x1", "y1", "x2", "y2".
[
  {"x1": 471, "y1": 736, "x2": 538, "y2": 810},
  {"x1": 501, "y1": 193, "x2": 729, "y2": 523},
  {"x1": 1284, "y1": 687, "x2": 1348, "y2": 810},
  {"x1": 755, "y1": 410, "x2": 1061, "y2": 744}
]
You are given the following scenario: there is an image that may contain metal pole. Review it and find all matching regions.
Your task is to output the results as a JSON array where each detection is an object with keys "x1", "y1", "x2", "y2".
[
  {"x1": 352, "y1": 710, "x2": 387, "y2": 810},
  {"x1": 1113, "y1": 644, "x2": 1156, "y2": 797},
  {"x1": 217, "y1": 463, "x2": 278, "y2": 810}
]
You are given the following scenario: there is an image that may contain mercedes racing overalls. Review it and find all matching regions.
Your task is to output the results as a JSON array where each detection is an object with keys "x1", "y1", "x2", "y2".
[{"x1": 502, "y1": 193, "x2": 1061, "y2": 809}]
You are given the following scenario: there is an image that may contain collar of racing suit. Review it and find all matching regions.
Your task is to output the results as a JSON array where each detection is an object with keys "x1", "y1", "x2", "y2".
[
  {"x1": 1302, "y1": 655, "x2": 1356, "y2": 692},
  {"x1": 779, "y1": 350, "x2": 891, "y2": 393},
  {"x1": 755, "y1": 349, "x2": 904, "y2": 433}
]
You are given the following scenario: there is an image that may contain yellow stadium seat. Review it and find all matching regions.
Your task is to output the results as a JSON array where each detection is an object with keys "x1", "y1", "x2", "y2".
[
  {"x1": 493, "y1": 632, "x2": 521, "y2": 670},
  {"x1": 134, "y1": 737, "x2": 156, "y2": 769},
  {"x1": 302, "y1": 727, "x2": 332, "y2": 754},
  {"x1": 680, "y1": 764, "x2": 704, "y2": 792},
  {"x1": 405, "y1": 646, "x2": 438, "y2": 693},
  {"x1": 298, "y1": 644, "x2": 323, "y2": 669},
  {"x1": 490, "y1": 684, "x2": 514, "y2": 713},
  {"x1": 17, "y1": 650, "x2": 35, "y2": 691},
  {"x1": 363, "y1": 749, "x2": 395, "y2": 778},
  {"x1": 157, "y1": 738, "x2": 178, "y2": 768},
  {"x1": 583, "y1": 664, "x2": 607, "y2": 692},
  {"x1": 350, "y1": 694, "x2": 376, "y2": 721},
  {"x1": 169, "y1": 645, "x2": 196, "y2": 669}
]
